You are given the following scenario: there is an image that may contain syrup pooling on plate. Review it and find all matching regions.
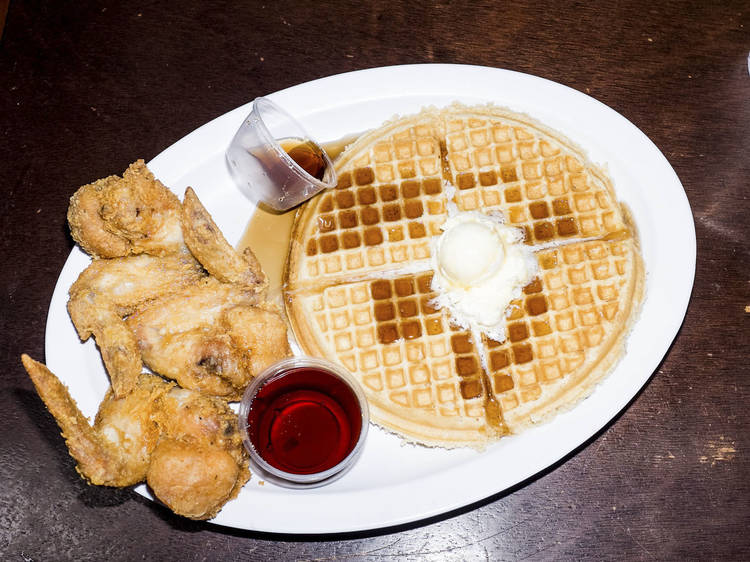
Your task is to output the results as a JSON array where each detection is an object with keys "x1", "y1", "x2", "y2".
[{"x1": 236, "y1": 134, "x2": 363, "y2": 306}]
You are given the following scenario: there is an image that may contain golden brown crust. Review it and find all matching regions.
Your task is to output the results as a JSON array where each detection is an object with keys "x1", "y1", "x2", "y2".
[
  {"x1": 21, "y1": 355, "x2": 250, "y2": 520},
  {"x1": 68, "y1": 160, "x2": 185, "y2": 258},
  {"x1": 68, "y1": 176, "x2": 131, "y2": 258},
  {"x1": 24, "y1": 160, "x2": 293, "y2": 519},
  {"x1": 66, "y1": 253, "x2": 205, "y2": 397},
  {"x1": 125, "y1": 277, "x2": 272, "y2": 400},
  {"x1": 182, "y1": 186, "x2": 267, "y2": 290},
  {"x1": 146, "y1": 439, "x2": 242, "y2": 520},
  {"x1": 21, "y1": 355, "x2": 173, "y2": 486}
]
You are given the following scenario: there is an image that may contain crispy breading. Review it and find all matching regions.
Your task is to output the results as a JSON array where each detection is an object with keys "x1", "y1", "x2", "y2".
[
  {"x1": 67, "y1": 160, "x2": 185, "y2": 258},
  {"x1": 21, "y1": 356, "x2": 250, "y2": 520},
  {"x1": 126, "y1": 278, "x2": 275, "y2": 399},
  {"x1": 67, "y1": 253, "x2": 205, "y2": 397},
  {"x1": 182, "y1": 186, "x2": 267, "y2": 290},
  {"x1": 25, "y1": 161, "x2": 295, "y2": 519}
]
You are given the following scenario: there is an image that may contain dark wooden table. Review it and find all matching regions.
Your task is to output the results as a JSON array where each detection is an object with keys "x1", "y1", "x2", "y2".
[{"x1": 2, "y1": 1, "x2": 748, "y2": 559}]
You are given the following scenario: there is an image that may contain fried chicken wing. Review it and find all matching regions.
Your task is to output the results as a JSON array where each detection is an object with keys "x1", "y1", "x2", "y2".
[
  {"x1": 22, "y1": 355, "x2": 171, "y2": 486},
  {"x1": 23, "y1": 160, "x2": 297, "y2": 519},
  {"x1": 137, "y1": 330, "x2": 250, "y2": 398},
  {"x1": 21, "y1": 356, "x2": 250, "y2": 520},
  {"x1": 182, "y1": 187, "x2": 267, "y2": 290},
  {"x1": 68, "y1": 253, "x2": 205, "y2": 318},
  {"x1": 67, "y1": 160, "x2": 185, "y2": 258},
  {"x1": 68, "y1": 253, "x2": 205, "y2": 397},
  {"x1": 127, "y1": 278, "x2": 290, "y2": 399}
]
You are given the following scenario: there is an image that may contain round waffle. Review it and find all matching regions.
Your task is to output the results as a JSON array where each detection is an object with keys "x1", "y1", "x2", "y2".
[{"x1": 284, "y1": 104, "x2": 644, "y2": 448}]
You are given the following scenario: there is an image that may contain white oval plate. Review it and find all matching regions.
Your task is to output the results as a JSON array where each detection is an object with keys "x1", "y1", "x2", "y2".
[{"x1": 45, "y1": 64, "x2": 695, "y2": 534}]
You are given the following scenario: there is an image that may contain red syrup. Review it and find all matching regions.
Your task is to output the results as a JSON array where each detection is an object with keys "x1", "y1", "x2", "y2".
[{"x1": 246, "y1": 367, "x2": 363, "y2": 475}]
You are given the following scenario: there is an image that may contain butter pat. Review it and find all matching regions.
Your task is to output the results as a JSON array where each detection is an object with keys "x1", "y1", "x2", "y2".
[
  {"x1": 430, "y1": 212, "x2": 538, "y2": 342},
  {"x1": 438, "y1": 220, "x2": 505, "y2": 286}
]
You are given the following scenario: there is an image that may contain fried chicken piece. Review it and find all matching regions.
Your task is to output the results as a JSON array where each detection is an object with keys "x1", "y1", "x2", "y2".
[
  {"x1": 221, "y1": 305, "x2": 292, "y2": 376},
  {"x1": 146, "y1": 440, "x2": 242, "y2": 520},
  {"x1": 147, "y1": 387, "x2": 250, "y2": 519},
  {"x1": 182, "y1": 187, "x2": 267, "y2": 290},
  {"x1": 68, "y1": 253, "x2": 205, "y2": 318},
  {"x1": 67, "y1": 160, "x2": 185, "y2": 258},
  {"x1": 127, "y1": 278, "x2": 291, "y2": 399},
  {"x1": 138, "y1": 330, "x2": 249, "y2": 398},
  {"x1": 68, "y1": 253, "x2": 205, "y2": 397},
  {"x1": 22, "y1": 356, "x2": 172, "y2": 486},
  {"x1": 21, "y1": 356, "x2": 250, "y2": 520}
]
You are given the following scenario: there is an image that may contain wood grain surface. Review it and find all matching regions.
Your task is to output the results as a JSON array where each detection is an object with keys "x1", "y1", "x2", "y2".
[{"x1": 1, "y1": 1, "x2": 748, "y2": 560}]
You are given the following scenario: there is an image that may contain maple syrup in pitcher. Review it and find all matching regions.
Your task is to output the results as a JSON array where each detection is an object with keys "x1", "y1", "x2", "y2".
[
  {"x1": 239, "y1": 357, "x2": 369, "y2": 485},
  {"x1": 247, "y1": 368, "x2": 361, "y2": 474},
  {"x1": 279, "y1": 138, "x2": 327, "y2": 182},
  {"x1": 236, "y1": 135, "x2": 368, "y2": 486},
  {"x1": 236, "y1": 134, "x2": 361, "y2": 305}
]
